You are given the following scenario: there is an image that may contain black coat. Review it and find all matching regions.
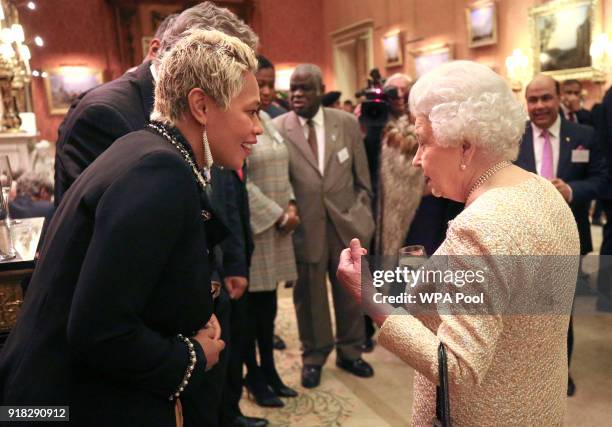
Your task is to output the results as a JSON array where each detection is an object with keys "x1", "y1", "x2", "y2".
[
  {"x1": 0, "y1": 130, "x2": 215, "y2": 426},
  {"x1": 516, "y1": 118, "x2": 607, "y2": 254},
  {"x1": 592, "y1": 97, "x2": 612, "y2": 200},
  {"x1": 54, "y1": 62, "x2": 154, "y2": 204},
  {"x1": 53, "y1": 61, "x2": 245, "y2": 276}
]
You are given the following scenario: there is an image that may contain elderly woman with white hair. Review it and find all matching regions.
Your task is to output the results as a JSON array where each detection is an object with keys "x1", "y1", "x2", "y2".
[
  {"x1": 338, "y1": 61, "x2": 579, "y2": 425},
  {"x1": 0, "y1": 30, "x2": 262, "y2": 426}
]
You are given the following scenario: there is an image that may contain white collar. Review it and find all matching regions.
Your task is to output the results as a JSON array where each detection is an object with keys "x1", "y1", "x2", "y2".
[
  {"x1": 150, "y1": 63, "x2": 158, "y2": 83},
  {"x1": 297, "y1": 106, "x2": 324, "y2": 128},
  {"x1": 532, "y1": 113, "x2": 561, "y2": 139}
]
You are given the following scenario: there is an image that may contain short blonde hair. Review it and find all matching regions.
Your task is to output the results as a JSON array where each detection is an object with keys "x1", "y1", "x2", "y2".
[{"x1": 151, "y1": 29, "x2": 257, "y2": 125}]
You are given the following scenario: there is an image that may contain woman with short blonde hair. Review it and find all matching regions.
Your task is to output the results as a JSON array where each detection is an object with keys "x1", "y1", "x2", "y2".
[{"x1": 0, "y1": 29, "x2": 262, "y2": 427}]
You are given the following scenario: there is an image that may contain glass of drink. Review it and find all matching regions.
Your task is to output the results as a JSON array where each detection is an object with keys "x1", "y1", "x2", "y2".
[
  {"x1": 398, "y1": 245, "x2": 427, "y2": 288},
  {"x1": 0, "y1": 182, "x2": 16, "y2": 261},
  {"x1": 0, "y1": 156, "x2": 14, "y2": 225}
]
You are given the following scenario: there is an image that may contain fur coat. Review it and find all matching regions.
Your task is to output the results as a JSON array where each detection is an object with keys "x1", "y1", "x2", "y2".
[{"x1": 375, "y1": 116, "x2": 424, "y2": 256}]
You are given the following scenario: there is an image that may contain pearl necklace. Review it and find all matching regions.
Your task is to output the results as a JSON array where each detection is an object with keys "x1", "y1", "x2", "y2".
[
  {"x1": 466, "y1": 160, "x2": 511, "y2": 200},
  {"x1": 148, "y1": 121, "x2": 209, "y2": 190}
]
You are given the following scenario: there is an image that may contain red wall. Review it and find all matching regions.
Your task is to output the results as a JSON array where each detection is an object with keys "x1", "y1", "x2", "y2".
[
  {"x1": 20, "y1": 0, "x2": 122, "y2": 142},
  {"x1": 251, "y1": 0, "x2": 327, "y2": 79}
]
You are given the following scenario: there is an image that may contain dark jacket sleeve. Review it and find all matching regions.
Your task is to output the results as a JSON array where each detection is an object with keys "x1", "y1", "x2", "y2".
[
  {"x1": 65, "y1": 151, "x2": 209, "y2": 399},
  {"x1": 218, "y1": 170, "x2": 249, "y2": 278},
  {"x1": 567, "y1": 126, "x2": 607, "y2": 205},
  {"x1": 55, "y1": 102, "x2": 135, "y2": 204}
]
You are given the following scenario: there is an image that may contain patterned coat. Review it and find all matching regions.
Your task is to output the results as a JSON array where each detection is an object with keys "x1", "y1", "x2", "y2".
[
  {"x1": 246, "y1": 111, "x2": 297, "y2": 292},
  {"x1": 375, "y1": 116, "x2": 423, "y2": 255}
]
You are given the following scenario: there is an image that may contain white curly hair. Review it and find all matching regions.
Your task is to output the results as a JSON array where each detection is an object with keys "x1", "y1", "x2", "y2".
[{"x1": 409, "y1": 60, "x2": 526, "y2": 160}]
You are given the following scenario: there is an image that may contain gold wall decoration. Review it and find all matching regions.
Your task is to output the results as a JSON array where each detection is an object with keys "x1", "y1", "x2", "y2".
[
  {"x1": 529, "y1": 0, "x2": 603, "y2": 81},
  {"x1": 0, "y1": 0, "x2": 33, "y2": 132},
  {"x1": 466, "y1": 1, "x2": 498, "y2": 48},
  {"x1": 411, "y1": 44, "x2": 454, "y2": 79},
  {"x1": 43, "y1": 66, "x2": 103, "y2": 115}
]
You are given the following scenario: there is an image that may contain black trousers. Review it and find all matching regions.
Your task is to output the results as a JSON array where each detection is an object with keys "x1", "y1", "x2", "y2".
[
  {"x1": 184, "y1": 288, "x2": 231, "y2": 427},
  {"x1": 244, "y1": 290, "x2": 278, "y2": 375},
  {"x1": 597, "y1": 200, "x2": 612, "y2": 300},
  {"x1": 219, "y1": 291, "x2": 249, "y2": 424}
]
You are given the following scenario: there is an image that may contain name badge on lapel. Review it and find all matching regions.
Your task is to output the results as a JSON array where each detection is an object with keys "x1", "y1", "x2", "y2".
[
  {"x1": 337, "y1": 147, "x2": 349, "y2": 164},
  {"x1": 571, "y1": 148, "x2": 589, "y2": 163}
]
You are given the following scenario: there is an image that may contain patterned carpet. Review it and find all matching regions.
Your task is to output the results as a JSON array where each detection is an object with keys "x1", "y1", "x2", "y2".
[
  {"x1": 240, "y1": 269, "x2": 612, "y2": 426},
  {"x1": 240, "y1": 292, "x2": 410, "y2": 427}
]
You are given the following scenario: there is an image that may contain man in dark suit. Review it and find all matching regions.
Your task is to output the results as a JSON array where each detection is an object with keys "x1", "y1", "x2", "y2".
[
  {"x1": 560, "y1": 79, "x2": 593, "y2": 126},
  {"x1": 591, "y1": 89, "x2": 612, "y2": 313},
  {"x1": 53, "y1": 3, "x2": 265, "y2": 426},
  {"x1": 516, "y1": 74, "x2": 607, "y2": 397}
]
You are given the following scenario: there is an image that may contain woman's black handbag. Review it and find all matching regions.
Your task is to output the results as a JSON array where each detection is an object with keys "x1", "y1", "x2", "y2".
[{"x1": 433, "y1": 342, "x2": 451, "y2": 427}]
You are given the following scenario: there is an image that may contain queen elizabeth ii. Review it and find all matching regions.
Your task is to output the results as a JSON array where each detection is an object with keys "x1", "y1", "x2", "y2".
[{"x1": 338, "y1": 60, "x2": 579, "y2": 426}]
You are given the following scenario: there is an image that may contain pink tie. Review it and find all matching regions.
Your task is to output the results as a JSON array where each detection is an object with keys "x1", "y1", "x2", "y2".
[{"x1": 540, "y1": 129, "x2": 554, "y2": 179}]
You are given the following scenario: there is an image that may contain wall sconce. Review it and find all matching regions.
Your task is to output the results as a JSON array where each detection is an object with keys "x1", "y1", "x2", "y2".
[
  {"x1": 274, "y1": 66, "x2": 296, "y2": 92},
  {"x1": 505, "y1": 49, "x2": 529, "y2": 92},
  {"x1": 590, "y1": 33, "x2": 612, "y2": 82}
]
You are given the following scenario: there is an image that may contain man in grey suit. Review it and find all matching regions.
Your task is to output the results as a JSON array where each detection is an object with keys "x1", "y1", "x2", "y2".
[{"x1": 273, "y1": 64, "x2": 375, "y2": 388}]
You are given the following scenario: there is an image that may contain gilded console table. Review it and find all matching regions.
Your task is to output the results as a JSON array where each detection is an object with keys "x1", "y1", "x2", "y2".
[{"x1": 0, "y1": 217, "x2": 44, "y2": 347}]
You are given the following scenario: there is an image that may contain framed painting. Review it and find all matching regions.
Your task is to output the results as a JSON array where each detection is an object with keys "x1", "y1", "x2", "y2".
[
  {"x1": 529, "y1": 0, "x2": 602, "y2": 80},
  {"x1": 466, "y1": 1, "x2": 498, "y2": 48},
  {"x1": 44, "y1": 67, "x2": 104, "y2": 115},
  {"x1": 383, "y1": 31, "x2": 403, "y2": 67},
  {"x1": 411, "y1": 44, "x2": 454, "y2": 78}
]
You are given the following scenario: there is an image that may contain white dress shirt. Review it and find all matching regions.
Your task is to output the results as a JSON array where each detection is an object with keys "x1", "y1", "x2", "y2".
[
  {"x1": 298, "y1": 107, "x2": 325, "y2": 174},
  {"x1": 531, "y1": 114, "x2": 561, "y2": 178}
]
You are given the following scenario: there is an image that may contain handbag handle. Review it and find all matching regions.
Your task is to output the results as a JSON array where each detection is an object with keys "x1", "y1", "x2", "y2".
[{"x1": 434, "y1": 342, "x2": 451, "y2": 427}]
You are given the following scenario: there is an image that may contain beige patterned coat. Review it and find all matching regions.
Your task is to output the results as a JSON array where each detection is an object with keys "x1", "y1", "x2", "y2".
[
  {"x1": 379, "y1": 176, "x2": 579, "y2": 426},
  {"x1": 246, "y1": 111, "x2": 297, "y2": 292}
]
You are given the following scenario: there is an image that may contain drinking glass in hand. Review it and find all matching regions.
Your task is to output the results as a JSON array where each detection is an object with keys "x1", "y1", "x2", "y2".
[
  {"x1": 0, "y1": 182, "x2": 16, "y2": 261},
  {"x1": 398, "y1": 245, "x2": 427, "y2": 288},
  {"x1": 0, "y1": 156, "x2": 13, "y2": 225}
]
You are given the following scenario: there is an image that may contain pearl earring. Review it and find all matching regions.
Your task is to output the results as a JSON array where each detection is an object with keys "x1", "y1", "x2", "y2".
[{"x1": 460, "y1": 164, "x2": 467, "y2": 171}]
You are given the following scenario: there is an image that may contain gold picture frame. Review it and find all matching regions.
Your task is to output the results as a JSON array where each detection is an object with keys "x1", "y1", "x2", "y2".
[
  {"x1": 44, "y1": 67, "x2": 104, "y2": 115},
  {"x1": 383, "y1": 31, "x2": 403, "y2": 68},
  {"x1": 411, "y1": 44, "x2": 454, "y2": 78},
  {"x1": 466, "y1": 1, "x2": 498, "y2": 48},
  {"x1": 528, "y1": 0, "x2": 603, "y2": 81}
]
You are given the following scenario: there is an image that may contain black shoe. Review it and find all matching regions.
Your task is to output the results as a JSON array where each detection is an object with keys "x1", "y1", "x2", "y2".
[
  {"x1": 273, "y1": 334, "x2": 287, "y2": 350},
  {"x1": 234, "y1": 415, "x2": 269, "y2": 427},
  {"x1": 360, "y1": 337, "x2": 375, "y2": 353},
  {"x1": 264, "y1": 369, "x2": 298, "y2": 397},
  {"x1": 567, "y1": 375, "x2": 576, "y2": 397},
  {"x1": 301, "y1": 364, "x2": 322, "y2": 388},
  {"x1": 336, "y1": 357, "x2": 374, "y2": 378},
  {"x1": 596, "y1": 295, "x2": 612, "y2": 312},
  {"x1": 245, "y1": 373, "x2": 284, "y2": 408}
]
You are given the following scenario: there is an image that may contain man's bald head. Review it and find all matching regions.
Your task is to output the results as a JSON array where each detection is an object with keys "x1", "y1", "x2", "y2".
[
  {"x1": 289, "y1": 64, "x2": 324, "y2": 118},
  {"x1": 526, "y1": 74, "x2": 560, "y2": 96},
  {"x1": 525, "y1": 74, "x2": 561, "y2": 130}
]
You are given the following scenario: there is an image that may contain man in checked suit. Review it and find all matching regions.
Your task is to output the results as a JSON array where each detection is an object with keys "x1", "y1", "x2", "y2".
[
  {"x1": 515, "y1": 74, "x2": 607, "y2": 397},
  {"x1": 273, "y1": 64, "x2": 375, "y2": 388}
]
